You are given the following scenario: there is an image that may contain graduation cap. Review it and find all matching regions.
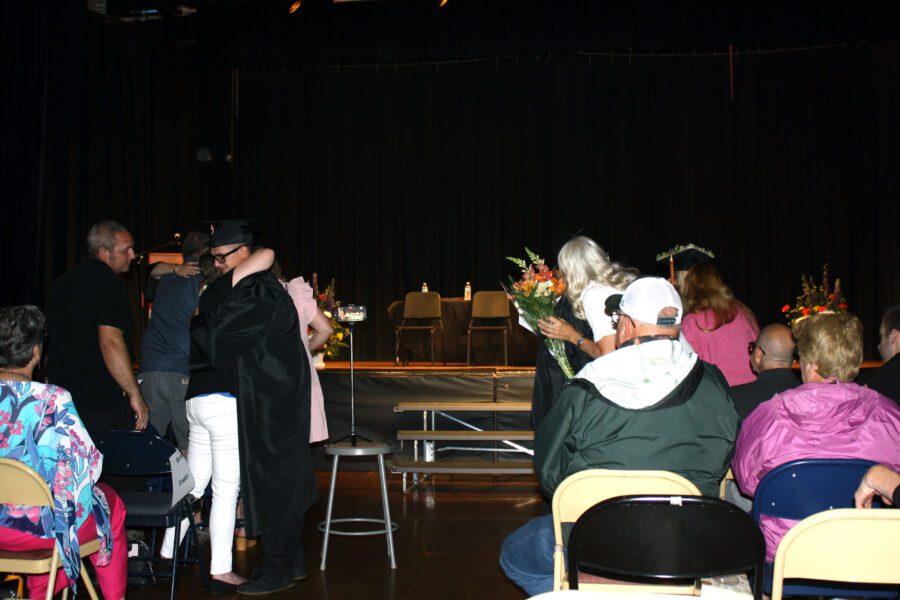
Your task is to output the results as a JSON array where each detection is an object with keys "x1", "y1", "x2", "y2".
[
  {"x1": 656, "y1": 243, "x2": 715, "y2": 283},
  {"x1": 204, "y1": 219, "x2": 255, "y2": 248}
]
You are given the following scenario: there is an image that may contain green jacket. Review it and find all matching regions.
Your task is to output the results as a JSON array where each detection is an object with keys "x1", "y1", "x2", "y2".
[{"x1": 535, "y1": 359, "x2": 738, "y2": 499}]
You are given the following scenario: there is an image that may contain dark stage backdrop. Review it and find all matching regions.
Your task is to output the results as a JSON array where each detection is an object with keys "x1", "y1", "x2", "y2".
[{"x1": 5, "y1": 2, "x2": 899, "y2": 362}]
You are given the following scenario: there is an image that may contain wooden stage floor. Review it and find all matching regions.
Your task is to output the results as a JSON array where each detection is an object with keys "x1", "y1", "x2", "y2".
[{"x1": 126, "y1": 470, "x2": 539, "y2": 600}]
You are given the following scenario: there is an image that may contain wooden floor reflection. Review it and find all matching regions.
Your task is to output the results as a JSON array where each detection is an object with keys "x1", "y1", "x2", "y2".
[{"x1": 127, "y1": 470, "x2": 541, "y2": 600}]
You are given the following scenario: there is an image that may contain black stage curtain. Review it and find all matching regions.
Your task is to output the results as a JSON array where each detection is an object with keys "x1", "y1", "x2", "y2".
[
  {"x1": 5, "y1": 3, "x2": 899, "y2": 362},
  {"x1": 226, "y1": 43, "x2": 900, "y2": 361}
]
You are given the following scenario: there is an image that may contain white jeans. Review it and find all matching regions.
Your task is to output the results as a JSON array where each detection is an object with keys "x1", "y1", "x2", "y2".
[{"x1": 161, "y1": 394, "x2": 241, "y2": 575}]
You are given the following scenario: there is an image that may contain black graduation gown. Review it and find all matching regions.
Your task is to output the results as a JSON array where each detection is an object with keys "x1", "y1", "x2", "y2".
[
  {"x1": 190, "y1": 270, "x2": 317, "y2": 537},
  {"x1": 530, "y1": 295, "x2": 594, "y2": 429}
]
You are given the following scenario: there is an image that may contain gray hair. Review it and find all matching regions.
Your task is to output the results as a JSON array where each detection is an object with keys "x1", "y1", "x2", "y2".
[
  {"x1": 87, "y1": 220, "x2": 128, "y2": 257},
  {"x1": 0, "y1": 305, "x2": 46, "y2": 369}
]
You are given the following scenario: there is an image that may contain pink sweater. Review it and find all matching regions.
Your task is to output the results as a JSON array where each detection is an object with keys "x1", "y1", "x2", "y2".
[
  {"x1": 681, "y1": 308, "x2": 758, "y2": 386},
  {"x1": 734, "y1": 382, "x2": 900, "y2": 560},
  {"x1": 284, "y1": 277, "x2": 329, "y2": 443}
]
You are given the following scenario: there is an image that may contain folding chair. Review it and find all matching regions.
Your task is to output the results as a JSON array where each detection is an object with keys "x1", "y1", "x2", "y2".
[
  {"x1": 551, "y1": 468, "x2": 701, "y2": 592},
  {"x1": 0, "y1": 458, "x2": 100, "y2": 600},
  {"x1": 771, "y1": 508, "x2": 900, "y2": 600},
  {"x1": 466, "y1": 291, "x2": 511, "y2": 366},
  {"x1": 92, "y1": 430, "x2": 205, "y2": 600},
  {"x1": 394, "y1": 291, "x2": 443, "y2": 365},
  {"x1": 568, "y1": 495, "x2": 766, "y2": 600},
  {"x1": 752, "y1": 458, "x2": 897, "y2": 598}
]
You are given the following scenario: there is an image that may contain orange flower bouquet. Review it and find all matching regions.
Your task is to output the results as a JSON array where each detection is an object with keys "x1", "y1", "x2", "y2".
[
  {"x1": 782, "y1": 263, "x2": 848, "y2": 327},
  {"x1": 505, "y1": 248, "x2": 574, "y2": 380}
]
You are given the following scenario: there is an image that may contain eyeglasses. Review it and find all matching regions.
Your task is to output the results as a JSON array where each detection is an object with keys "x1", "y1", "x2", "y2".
[
  {"x1": 211, "y1": 245, "x2": 246, "y2": 264},
  {"x1": 747, "y1": 341, "x2": 767, "y2": 356}
]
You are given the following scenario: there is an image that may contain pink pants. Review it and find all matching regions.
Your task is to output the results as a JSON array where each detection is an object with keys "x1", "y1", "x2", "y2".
[{"x1": 0, "y1": 483, "x2": 128, "y2": 600}]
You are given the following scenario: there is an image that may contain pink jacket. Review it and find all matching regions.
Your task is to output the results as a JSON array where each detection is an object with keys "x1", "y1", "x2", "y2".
[
  {"x1": 734, "y1": 381, "x2": 900, "y2": 560},
  {"x1": 284, "y1": 277, "x2": 329, "y2": 443},
  {"x1": 681, "y1": 308, "x2": 758, "y2": 386}
]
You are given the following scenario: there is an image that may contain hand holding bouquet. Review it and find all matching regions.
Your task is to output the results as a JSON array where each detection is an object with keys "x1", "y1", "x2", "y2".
[{"x1": 504, "y1": 248, "x2": 575, "y2": 380}]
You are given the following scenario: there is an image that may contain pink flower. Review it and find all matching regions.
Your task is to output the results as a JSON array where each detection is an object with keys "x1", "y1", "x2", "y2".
[{"x1": 6, "y1": 505, "x2": 42, "y2": 524}]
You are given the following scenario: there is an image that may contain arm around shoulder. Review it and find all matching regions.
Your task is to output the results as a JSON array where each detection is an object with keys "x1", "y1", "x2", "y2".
[{"x1": 233, "y1": 248, "x2": 275, "y2": 286}]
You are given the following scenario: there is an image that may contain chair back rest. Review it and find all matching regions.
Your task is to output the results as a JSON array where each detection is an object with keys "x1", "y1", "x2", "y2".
[
  {"x1": 772, "y1": 508, "x2": 900, "y2": 597},
  {"x1": 568, "y1": 495, "x2": 766, "y2": 597},
  {"x1": 471, "y1": 291, "x2": 510, "y2": 319},
  {"x1": 403, "y1": 292, "x2": 441, "y2": 319},
  {"x1": 0, "y1": 458, "x2": 53, "y2": 506},
  {"x1": 552, "y1": 469, "x2": 701, "y2": 545},
  {"x1": 92, "y1": 430, "x2": 177, "y2": 477},
  {"x1": 751, "y1": 458, "x2": 878, "y2": 522}
]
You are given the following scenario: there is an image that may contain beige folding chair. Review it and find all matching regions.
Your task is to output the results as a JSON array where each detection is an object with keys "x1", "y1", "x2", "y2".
[
  {"x1": 771, "y1": 508, "x2": 900, "y2": 600},
  {"x1": 551, "y1": 468, "x2": 702, "y2": 593},
  {"x1": 394, "y1": 291, "x2": 443, "y2": 365},
  {"x1": 0, "y1": 458, "x2": 100, "y2": 600},
  {"x1": 467, "y1": 291, "x2": 511, "y2": 366},
  {"x1": 719, "y1": 467, "x2": 735, "y2": 500}
]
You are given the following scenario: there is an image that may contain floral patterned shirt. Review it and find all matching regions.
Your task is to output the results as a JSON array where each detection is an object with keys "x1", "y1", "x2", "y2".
[{"x1": 0, "y1": 381, "x2": 113, "y2": 592}]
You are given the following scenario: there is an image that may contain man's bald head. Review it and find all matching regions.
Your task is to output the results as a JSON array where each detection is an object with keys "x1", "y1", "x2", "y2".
[{"x1": 751, "y1": 324, "x2": 795, "y2": 373}]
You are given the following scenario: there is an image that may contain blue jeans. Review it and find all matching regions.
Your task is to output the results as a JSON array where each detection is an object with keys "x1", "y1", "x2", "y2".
[{"x1": 499, "y1": 514, "x2": 557, "y2": 596}]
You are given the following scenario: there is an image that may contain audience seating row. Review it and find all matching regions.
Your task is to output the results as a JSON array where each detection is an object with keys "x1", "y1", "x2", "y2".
[
  {"x1": 552, "y1": 461, "x2": 900, "y2": 599},
  {"x1": 0, "y1": 431, "x2": 205, "y2": 600}
]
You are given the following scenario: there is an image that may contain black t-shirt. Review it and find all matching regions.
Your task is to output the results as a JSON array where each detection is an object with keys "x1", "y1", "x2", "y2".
[
  {"x1": 186, "y1": 270, "x2": 236, "y2": 399},
  {"x1": 47, "y1": 257, "x2": 133, "y2": 430}
]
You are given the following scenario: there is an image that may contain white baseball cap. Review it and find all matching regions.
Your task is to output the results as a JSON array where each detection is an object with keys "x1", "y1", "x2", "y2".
[{"x1": 608, "y1": 276, "x2": 683, "y2": 326}]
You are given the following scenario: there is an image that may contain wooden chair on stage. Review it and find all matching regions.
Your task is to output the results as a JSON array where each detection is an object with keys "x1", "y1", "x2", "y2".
[
  {"x1": 0, "y1": 459, "x2": 101, "y2": 600},
  {"x1": 551, "y1": 468, "x2": 701, "y2": 593},
  {"x1": 394, "y1": 291, "x2": 443, "y2": 365},
  {"x1": 466, "y1": 291, "x2": 511, "y2": 366}
]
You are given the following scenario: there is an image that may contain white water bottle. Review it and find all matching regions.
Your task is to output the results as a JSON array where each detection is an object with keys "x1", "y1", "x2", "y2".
[{"x1": 464, "y1": 282, "x2": 472, "y2": 301}]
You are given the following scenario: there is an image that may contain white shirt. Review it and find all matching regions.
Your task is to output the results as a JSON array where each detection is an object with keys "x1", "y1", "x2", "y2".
[{"x1": 581, "y1": 282, "x2": 619, "y2": 341}]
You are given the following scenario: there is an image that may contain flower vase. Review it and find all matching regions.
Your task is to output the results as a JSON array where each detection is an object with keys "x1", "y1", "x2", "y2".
[{"x1": 313, "y1": 352, "x2": 326, "y2": 370}]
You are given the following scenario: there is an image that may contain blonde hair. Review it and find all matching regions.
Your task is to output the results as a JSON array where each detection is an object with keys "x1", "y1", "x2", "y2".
[
  {"x1": 681, "y1": 262, "x2": 753, "y2": 330},
  {"x1": 558, "y1": 236, "x2": 635, "y2": 320},
  {"x1": 794, "y1": 312, "x2": 863, "y2": 382}
]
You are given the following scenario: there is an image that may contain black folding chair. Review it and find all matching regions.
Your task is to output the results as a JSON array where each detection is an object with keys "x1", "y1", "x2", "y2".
[
  {"x1": 93, "y1": 430, "x2": 206, "y2": 600},
  {"x1": 568, "y1": 495, "x2": 766, "y2": 600}
]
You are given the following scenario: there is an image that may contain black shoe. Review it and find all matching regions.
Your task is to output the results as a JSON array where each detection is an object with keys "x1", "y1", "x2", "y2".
[
  {"x1": 237, "y1": 572, "x2": 295, "y2": 596},
  {"x1": 208, "y1": 578, "x2": 240, "y2": 595}
]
